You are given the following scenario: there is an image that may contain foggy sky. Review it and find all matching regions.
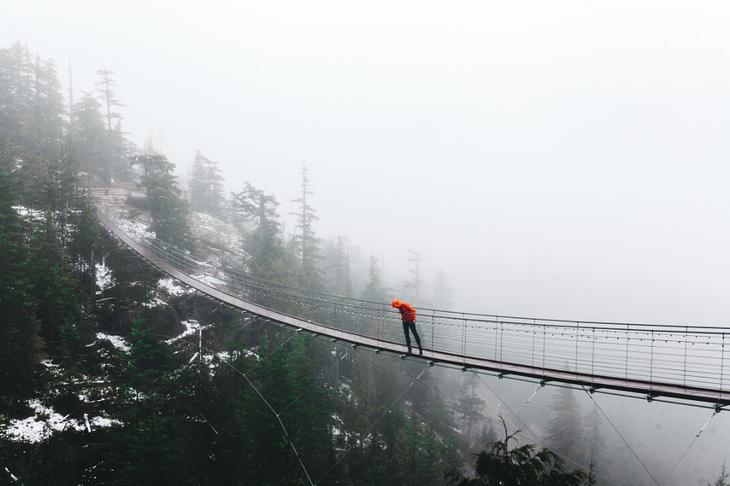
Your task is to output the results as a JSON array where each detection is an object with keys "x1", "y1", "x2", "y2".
[{"x1": 4, "y1": 0, "x2": 730, "y2": 324}]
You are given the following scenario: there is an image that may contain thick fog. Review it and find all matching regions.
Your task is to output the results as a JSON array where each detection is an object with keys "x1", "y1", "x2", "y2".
[
  {"x1": 5, "y1": 0, "x2": 730, "y2": 322},
  {"x1": 4, "y1": 1, "x2": 730, "y2": 483}
]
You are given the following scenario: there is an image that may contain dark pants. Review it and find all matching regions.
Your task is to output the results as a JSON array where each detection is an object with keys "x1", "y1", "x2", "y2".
[{"x1": 402, "y1": 320, "x2": 422, "y2": 351}]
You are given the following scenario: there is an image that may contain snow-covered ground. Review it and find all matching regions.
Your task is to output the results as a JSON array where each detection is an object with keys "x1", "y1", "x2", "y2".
[
  {"x1": 158, "y1": 277, "x2": 193, "y2": 296},
  {"x1": 142, "y1": 295, "x2": 167, "y2": 308},
  {"x1": 116, "y1": 217, "x2": 155, "y2": 241},
  {"x1": 93, "y1": 186, "x2": 249, "y2": 291},
  {"x1": 165, "y1": 319, "x2": 202, "y2": 344},
  {"x1": 1, "y1": 400, "x2": 121, "y2": 443},
  {"x1": 96, "y1": 332, "x2": 131, "y2": 352},
  {"x1": 96, "y1": 260, "x2": 114, "y2": 292},
  {"x1": 12, "y1": 205, "x2": 45, "y2": 221}
]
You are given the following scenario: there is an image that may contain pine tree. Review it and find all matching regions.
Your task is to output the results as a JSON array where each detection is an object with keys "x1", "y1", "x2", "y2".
[
  {"x1": 94, "y1": 68, "x2": 124, "y2": 132},
  {"x1": 324, "y1": 236, "x2": 352, "y2": 296},
  {"x1": 134, "y1": 152, "x2": 190, "y2": 246},
  {"x1": 546, "y1": 387, "x2": 586, "y2": 466},
  {"x1": 362, "y1": 256, "x2": 387, "y2": 302},
  {"x1": 0, "y1": 43, "x2": 36, "y2": 160},
  {"x1": 395, "y1": 410, "x2": 460, "y2": 486},
  {"x1": 585, "y1": 405, "x2": 604, "y2": 485},
  {"x1": 710, "y1": 462, "x2": 729, "y2": 486},
  {"x1": 0, "y1": 45, "x2": 66, "y2": 198},
  {"x1": 94, "y1": 68, "x2": 129, "y2": 182},
  {"x1": 30, "y1": 56, "x2": 65, "y2": 162},
  {"x1": 456, "y1": 374, "x2": 487, "y2": 455},
  {"x1": 231, "y1": 181, "x2": 290, "y2": 284},
  {"x1": 291, "y1": 164, "x2": 323, "y2": 291},
  {"x1": 453, "y1": 417, "x2": 586, "y2": 486},
  {"x1": 69, "y1": 92, "x2": 110, "y2": 184},
  {"x1": 188, "y1": 150, "x2": 224, "y2": 215},
  {"x1": 27, "y1": 210, "x2": 86, "y2": 369},
  {"x1": 0, "y1": 153, "x2": 41, "y2": 412}
]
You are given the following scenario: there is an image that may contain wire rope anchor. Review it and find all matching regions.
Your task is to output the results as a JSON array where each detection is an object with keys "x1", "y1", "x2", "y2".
[
  {"x1": 523, "y1": 380, "x2": 547, "y2": 407},
  {"x1": 646, "y1": 392, "x2": 658, "y2": 403}
]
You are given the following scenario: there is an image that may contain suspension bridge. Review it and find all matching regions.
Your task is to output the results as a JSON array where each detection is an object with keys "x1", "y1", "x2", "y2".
[{"x1": 93, "y1": 196, "x2": 730, "y2": 410}]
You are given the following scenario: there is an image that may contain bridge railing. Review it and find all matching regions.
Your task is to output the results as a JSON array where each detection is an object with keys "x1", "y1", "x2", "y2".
[{"x1": 98, "y1": 204, "x2": 730, "y2": 397}]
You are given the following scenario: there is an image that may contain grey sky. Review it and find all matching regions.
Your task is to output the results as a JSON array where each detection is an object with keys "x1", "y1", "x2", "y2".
[{"x1": 4, "y1": 0, "x2": 730, "y2": 324}]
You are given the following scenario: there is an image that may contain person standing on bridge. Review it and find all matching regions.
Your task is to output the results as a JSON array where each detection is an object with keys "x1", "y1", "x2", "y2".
[{"x1": 392, "y1": 299, "x2": 423, "y2": 355}]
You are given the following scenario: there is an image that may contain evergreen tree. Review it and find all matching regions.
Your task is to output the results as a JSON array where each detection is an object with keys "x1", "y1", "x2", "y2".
[
  {"x1": 0, "y1": 43, "x2": 36, "y2": 160},
  {"x1": 27, "y1": 209, "x2": 88, "y2": 369},
  {"x1": 231, "y1": 181, "x2": 290, "y2": 284},
  {"x1": 134, "y1": 152, "x2": 190, "y2": 246},
  {"x1": 395, "y1": 409, "x2": 461, "y2": 486},
  {"x1": 237, "y1": 335, "x2": 334, "y2": 484},
  {"x1": 546, "y1": 387, "x2": 586, "y2": 465},
  {"x1": 710, "y1": 462, "x2": 729, "y2": 486},
  {"x1": 69, "y1": 92, "x2": 110, "y2": 184},
  {"x1": 362, "y1": 256, "x2": 387, "y2": 302},
  {"x1": 324, "y1": 236, "x2": 352, "y2": 296},
  {"x1": 456, "y1": 374, "x2": 487, "y2": 456},
  {"x1": 0, "y1": 45, "x2": 65, "y2": 195},
  {"x1": 30, "y1": 56, "x2": 65, "y2": 162},
  {"x1": 94, "y1": 68, "x2": 123, "y2": 132},
  {"x1": 585, "y1": 405, "x2": 604, "y2": 485},
  {"x1": 291, "y1": 164, "x2": 323, "y2": 290},
  {"x1": 94, "y1": 68, "x2": 129, "y2": 182},
  {"x1": 189, "y1": 150, "x2": 224, "y2": 215},
  {"x1": 452, "y1": 417, "x2": 586, "y2": 486},
  {"x1": 0, "y1": 153, "x2": 41, "y2": 412}
]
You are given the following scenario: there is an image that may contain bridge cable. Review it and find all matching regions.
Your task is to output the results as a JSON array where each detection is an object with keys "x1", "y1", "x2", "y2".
[
  {"x1": 666, "y1": 409, "x2": 718, "y2": 478},
  {"x1": 580, "y1": 386, "x2": 661, "y2": 486},
  {"x1": 472, "y1": 373, "x2": 620, "y2": 486},
  {"x1": 149, "y1": 328, "x2": 315, "y2": 486},
  {"x1": 314, "y1": 362, "x2": 430, "y2": 485}
]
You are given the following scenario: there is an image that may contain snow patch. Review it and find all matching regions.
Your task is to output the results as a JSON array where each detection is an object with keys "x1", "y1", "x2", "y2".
[
  {"x1": 12, "y1": 205, "x2": 45, "y2": 221},
  {"x1": 158, "y1": 277, "x2": 192, "y2": 296},
  {"x1": 4, "y1": 466, "x2": 19, "y2": 483},
  {"x1": 116, "y1": 217, "x2": 154, "y2": 241},
  {"x1": 95, "y1": 260, "x2": 113, "y2": 292},
  {"x1": 96, "y1": 333, "x2": 131, "y2": 352},
  {"x1": 142, "y1": 295, "x2": 166, "y2": 308},
  {"x1": 165, "y1": 319, "x2": 201, "y2": 344},
  {"x1": 1, "y1": 400, "x2": 121, "y2": 443}
]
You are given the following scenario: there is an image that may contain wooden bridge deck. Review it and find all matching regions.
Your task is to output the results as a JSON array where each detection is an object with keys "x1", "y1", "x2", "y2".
[{"x1": 96, "y1": 208, "x2": 730, "y2": 407}]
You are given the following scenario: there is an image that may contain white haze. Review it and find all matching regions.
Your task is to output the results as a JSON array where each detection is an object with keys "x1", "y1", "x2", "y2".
[
  {"x1": 5, "y1": 2, "x2": 730, "y2": 484},
  {"x1": 4, "y1": 0, "x2": 730, "y2": 325}
]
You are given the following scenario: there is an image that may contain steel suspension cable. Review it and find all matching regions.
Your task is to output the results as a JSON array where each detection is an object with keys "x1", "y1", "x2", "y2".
[
  {"x1": 471, "y1": 373, "x2": 620, "y2": 486},
  {"x1": 580, "y1": 386, "x2": 661, "y2": 486},
  {"x1": 313, "y1": 363, "x2": 430, "y2": 485}
]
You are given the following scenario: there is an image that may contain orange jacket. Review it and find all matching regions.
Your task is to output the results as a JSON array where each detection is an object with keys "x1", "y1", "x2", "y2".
[{"x1": 392, "y1": 300, "x2": 416, "y2": 322}]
